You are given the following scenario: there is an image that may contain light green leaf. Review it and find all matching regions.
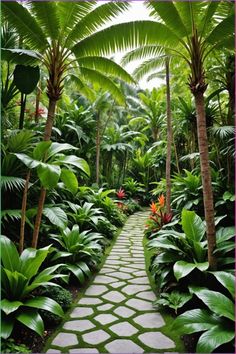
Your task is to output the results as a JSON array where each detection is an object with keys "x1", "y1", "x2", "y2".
[
  {"x1": 1, "y1": 299, "x2": 23, "y2": 315},
  {"x1": 60, "y1": 168, "x2": 78, "y2": 194},
  {"x1": 0, "y1": 235, "x2": 20, "y2": 271},
  {"x1": 43, "y1": 207, "x2": 68, "y2": 229},
  {"x1": 47, "y1": 142, "x2": 77, "y2": 159},
  {"x1": 174, "y1": 260, "x2": 209, "y2": 281},
  {"x1": 14, "y1": 153, "x2": 40, "y2": 169},
  {"x1": 181, "y1": 209, "x2": 205, "y2": 241},
  {"x1": 25, "y1": 296, "x2": 63, "y2": 317},
  {"x1": 210, "y1": 271, "x2": 235, "y2": 298},
  {"x1": 172, "y1": 308, "x2": 220, "y2": 334},
  {"x1": 16, "y1": 310, "x2": 44, "y2": 337},
  {"x1": 33, "y1": 141, "x2": 52, "y2": 160},
  {"x1": 197, "y1": 324, "x2": 235, "y2": 353},
  {"x1": 57, "y1": 155, "x2": 90, "y2": 176},
  {"x1": 37, "y1": 163, "x2": 61, "y2": 189}
]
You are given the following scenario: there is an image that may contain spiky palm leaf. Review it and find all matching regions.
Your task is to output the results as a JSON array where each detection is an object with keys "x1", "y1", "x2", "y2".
[{"x1": 1, "y1": 176, "x2": 26, "y2": 192}]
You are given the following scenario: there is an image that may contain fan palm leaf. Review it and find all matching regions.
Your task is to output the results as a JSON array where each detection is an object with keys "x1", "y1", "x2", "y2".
[
  {"x1": 133, "y1": 57, "x2": 166, "y2": 81},
  {"x1": 30, "y1": 2, "x2": 60, "y2": 40},
  {"x1": 121, "y1": 45, "x2": 164, "y2": 66}
]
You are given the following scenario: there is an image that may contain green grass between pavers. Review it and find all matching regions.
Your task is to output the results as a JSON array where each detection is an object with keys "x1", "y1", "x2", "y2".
[
  {"x1": 143, "y1": 230, "x2": 186, "y2": 353},
  {"x1": 44, "y1": 212, "x2": 185, "y2": 353}
]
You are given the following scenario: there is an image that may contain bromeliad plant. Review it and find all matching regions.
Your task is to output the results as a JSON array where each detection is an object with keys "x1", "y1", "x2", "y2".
[
  {"x1": 145, "y1": 194, "x2": 172, "y2": 237},
  {"x1": 50, "y1": 225, "x2": 105, "y2": 283},
  {"x1": 1, "y1": 236, "x2": 65, "y2": 339}
]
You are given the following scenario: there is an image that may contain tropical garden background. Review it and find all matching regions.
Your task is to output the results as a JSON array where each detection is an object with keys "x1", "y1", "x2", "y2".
[{"x1": 1, "y1": 1, "x2": 235, "y2": 353}]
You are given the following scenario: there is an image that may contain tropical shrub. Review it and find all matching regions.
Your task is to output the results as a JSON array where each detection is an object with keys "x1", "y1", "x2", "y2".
[
  {"x1": 172, "y1": 272, "x2": 235, "y2": 353},
  {"x1": 40, "y1": 286, "x2": 72, "y2": 325},
  {"x1": 67, "y1": 201, "x2": 106, "y2": 230},
  {"x1": 1, "y1": 338, "x2": 30, "y2": 353},
  {"x1": 1, "y1": 236, "x2": 65, "y2": 339},
  {"x1": 154, "y1": 291, "x2": 193, "y2": 314},
  {"x1": 50, "y1": 225, "x2": 105, "y2": 283},
  {"x1": 123, "y1": 177, "x2": 145, "y2": 198}
]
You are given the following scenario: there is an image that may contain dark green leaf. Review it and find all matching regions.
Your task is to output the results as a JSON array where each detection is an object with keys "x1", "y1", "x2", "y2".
[
  {"x1": 16, "y1": 310, "x2": 44, "y2": 337},
  {"x1": 13, "y1": 65, "x2": 40, "y2": 94}
]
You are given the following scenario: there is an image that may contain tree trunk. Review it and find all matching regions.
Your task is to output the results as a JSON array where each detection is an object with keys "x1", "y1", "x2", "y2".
[
  {"x1": 35, "y1": 86, "x2": 41, "y2": 124},
  {"x1": 19, "y1": 170, "x2": 31, "y2": 254},
  {"x1": 165, "y1": 57, "x2": 172, "y2": 214},
  {"x1": 43, "y1": 98, "x2": 57, "y2": 141},
  {"x1": 194, "y1": 91, "x2": 217, "y2": 270},
  {"x1": 95, "y1": 113, "x2": 101, "y2": 185},
  {"x1": 32, "y1": 98, "x2": 57, "y2": 248},
  {"x1": 19, "y1": 93, "x2": 27, "y2": 129},
  {"x1": 173, "y1": 138, "x2": 180, "y2": 174}
]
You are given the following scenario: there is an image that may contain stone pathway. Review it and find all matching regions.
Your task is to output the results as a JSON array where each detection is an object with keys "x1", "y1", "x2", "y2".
[{"x1": 45, "y1": 211, "x2": 177, "y2": 353}]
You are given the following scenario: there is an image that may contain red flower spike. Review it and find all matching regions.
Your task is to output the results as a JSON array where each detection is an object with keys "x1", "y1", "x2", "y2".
[
  {"x1": 158, "y1": 194, "x2": 165, "y2": 208},
  {"x1": 116, "y1": 188, "x2": 126, "y2": 199}
]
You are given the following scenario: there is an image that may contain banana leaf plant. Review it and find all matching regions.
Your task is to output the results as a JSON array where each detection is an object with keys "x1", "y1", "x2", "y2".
[
  {"x1": 14, "y1": 140, "x2": 90, "y2": 249},
  {"x1": 1, "y1": 235, "x2": 66, "y2": 339}
]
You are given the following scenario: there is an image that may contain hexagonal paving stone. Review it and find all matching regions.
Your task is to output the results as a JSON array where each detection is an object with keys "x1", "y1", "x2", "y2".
[
  {"x1": 126, "y1": 298, "x2": 154, "y2": 311},
  {"x1": 46, "y1": 350, "x2": 61, "y2": 353},
  {"x1": 114, "y1": 306, "x2": 135, "y2": 318},
  {"x1": 70, "y1": 307, "x2": 94, "y2": 318},
  {"x1": 109, "y1": 321, "x2": 138, "y2": 337},
  {"x1": 69, "y1": 349, "x2": 99, "y2": 354},
  {"x1": 122, "y1": 284, "x2": 150, "y2": 295},
  {"x1": 97, "y1": 303, "x2": 114, "y2": 311},
  {"x1": 85, "y1": 285, "x2": 108, "y2": 296},
  {"x1": 93, "y1": 275, "x2": 118, "y2": 283},
  {"x1": 82, "y1": 330, "x2": 110, "y2": 345},
  {"x1": 79, "y1": 297, "x2": 103, "y2": 305},
  {"x1": 133, "y1": 313, "x2": 165, "y2": 328},
  {"x1": 95, "y1": 313, "x2": 118, "y2": 325},
  {"x1": 119, "y1": 267, "x2": 135, "y2": 273},
  {"x1": 129, "y1": 277, "x2": 150, "y2": 284},
  {"x1": 63, "y1": 319, "x2": 95, "y2": 332},
  {"x1": 132, "y1": 270, "x2": 147, "y2": 277},
  {"x1": 105, "y1": 339, "x2": 143, "y2": 353},
  {"x1": 99, "y1": 268, "x2": 117, "y2": 274},
  {"x1": 125, "y1": 264, "x2": 145, "y2": 269},
  {"x1": 102, "y1": 290, "x2": 125, "y2": 303},
  {"x1": 52, "y1": 333, "x2": 78, "y2": 347},
  {"x1": 107, "y1": 271, "x2": 133, "y2": 280},
  {"x1": 136, "y1": 291, "x2": 156, "y2": 301},
  {"x1": 110, "y1": 281, "x2": 126, "y2": 288},
  {"x1": 138, "y1": 332, "x2": 175, "y2": 349}
]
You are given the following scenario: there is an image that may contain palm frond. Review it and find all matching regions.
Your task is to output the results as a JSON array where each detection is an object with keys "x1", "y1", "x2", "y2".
[
  {"x1": 174, "y1": 2, "x2": 207, "y2": 35},
  {"x1": 199, "y1": 1, "x2": 219, "y2": 37},
  {"x1": 146, "y1": 2, "x2": 187, "y2": 38},
  {"x1": 147, "y1": 71, "x2": 166, "y2": 82},
  {"x1": 30, "y1": 1, "x2": 60, "y2": 40},
  {"x1": 1, "y1": 209, "x2": 22, "y2": 223},
  {"x1": 72, "y1": 21, "x2": 179, "y2": 58},
  {"x1": 133, "y1": 57, "x2": 165, "y2": 81},
  {"x1": 210, "y1": 126, "x2": 234, "y2": 140},
  {"x1": 79, "y1": 67, "x2": 125, "y2": 105},
  {"x1": 69, "y1": 74, "x2": 96, "y2": 102},
  {"x1": 77, "y1": 56, "x2": 135, "y2": 84},
  {"x1": 43, "y1": 206, "x2": 68, "y2": 229},
  {"x1": 7, "y1": 130, "x2": 35, "y2": 153},
  {"x1": 121, "y1": 45, "x2": 164, "y2": 66},
  {"x1": 1, "y1": 176, "x2": 26, "y2": 192},
  {"x1": 206, "y1": 14, "x2": 234, "y2": 45},
  {"x1": 2, "y1": 2, "x2": 48, "y2": 50},
  {"x1": 57, "y1": 1, "x2": 95, "y2": 38},
  {"x1": 66, "y1": 2, "x2": 130, "y2": 46}
]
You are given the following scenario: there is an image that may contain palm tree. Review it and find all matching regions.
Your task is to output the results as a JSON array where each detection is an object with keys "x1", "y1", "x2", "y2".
[
  {"x1": 73, "y1": 1, "x2": 234, "y2": 269},
  {"x1": 2, "y1": 1, "x2": 133, "y2": 247}
]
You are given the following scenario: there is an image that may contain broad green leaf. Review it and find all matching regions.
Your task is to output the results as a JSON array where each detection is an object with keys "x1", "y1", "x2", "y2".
[
  {"x1": 206, "y1": 14, "x2": 234, "y2": 45},
  {"x1": 13, "y1": 65, "x2": 40, "y2": 95},
  {"x1": 57, "y1": 155, "x2": 90, "y2": 176},
  {"x1": 181, "y1": 209, "x2": 205, "y2": 241},
  {"x1": 174, "y1": 260, "x2": 209, "y2": 281},
  {"x1": 47, "y1": 142, "x2": 77, "y2": 159},
  {"x1": 43, "y1": 207, "x2": 68, "y2": 229},
  {"x1": 25, "y1": 296, "x2": 63, "y2": 317},
  {"x1": 14, "y1": 153, "x2": 40, "y2": 169},
  {"x1": 0, "y1": 235, "x2": 20, "y2": 270},
  {"x1": 37, "y1": 163, "x2": 61, "y2": 189},
  {"x1": 210, "y1": 271, "x2": 235, "y2": 298},
  {"x1": 16, "y1": 310, "x2": 44, "y2": 337},
  {"x1": 1, "y1": 315, "x2": 14, "y2": 339},
  {"x1": 30, "y1": 2, "x2": 60, "y2": 40},
  {"x1": 19, "y1": 245, "x2": 51, "y2": 279},
  {"x1": 2, "y1": 269, "x2": 28, "y2": 299},
  {"x1": 60, "y1": 168, "x2": 78, "y2": 194},
  {"x1": 1, "y1": 299, "x2": 23, "y2": 315},
  {"x1": 192, "y1": 288, "x2": 235, "y2": 321},
  {"x1": 67, "y1": 264, "x2": 85, "y2": 283},
  {"x1": 216, "y1": 226, "x2": 235, "y2": 243},
  {"x1": 172, "y1": 308, "x2": 220, "y2": 334},
  {"x1": 33, "y1": 141, "x2": 52, "y2": 160},
  {"x1": 197, "y1": 324, "x2": 235, "y2": 353}
]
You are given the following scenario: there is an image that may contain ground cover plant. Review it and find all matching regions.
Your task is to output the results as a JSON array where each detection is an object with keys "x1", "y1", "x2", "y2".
[{"x1": 1, "y1": 1, "x2": 234, "y2": 353}]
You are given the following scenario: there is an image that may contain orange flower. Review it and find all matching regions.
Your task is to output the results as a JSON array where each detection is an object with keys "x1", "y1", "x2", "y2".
[
  {"x1": 150, "y1": 201, "x2": 158, "y2": 214},
  {"x1": 158, "y1": 194, "x2": 165, "y2": 208}
]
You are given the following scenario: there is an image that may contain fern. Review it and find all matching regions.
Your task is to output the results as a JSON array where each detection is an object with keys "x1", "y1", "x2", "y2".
[{"x1": 1, "y1": 176, "x2": 26, "y2": 192}]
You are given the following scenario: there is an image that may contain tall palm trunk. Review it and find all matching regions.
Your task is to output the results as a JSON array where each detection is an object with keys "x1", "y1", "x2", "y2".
[
  {"x1": 32, "y1": 97, "x2": 57, "y2": 248},
  {"x1": 19, "y1": 93, "x2": 27, "y2": 129},
  {"x1": 95, "y1": 113, "x2": 101, "y2": 185},
  {"x1": 165, "y1": 57, "x2": 172, "y2": 214},
  {"x1": 194, "y1": 91, "x2": 216, "y2": 270}
]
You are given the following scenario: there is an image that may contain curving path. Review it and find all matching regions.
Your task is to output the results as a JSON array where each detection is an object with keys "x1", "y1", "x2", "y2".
[{"x1": 45, "y1": 211, "x2": 177, "y2": 353}]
